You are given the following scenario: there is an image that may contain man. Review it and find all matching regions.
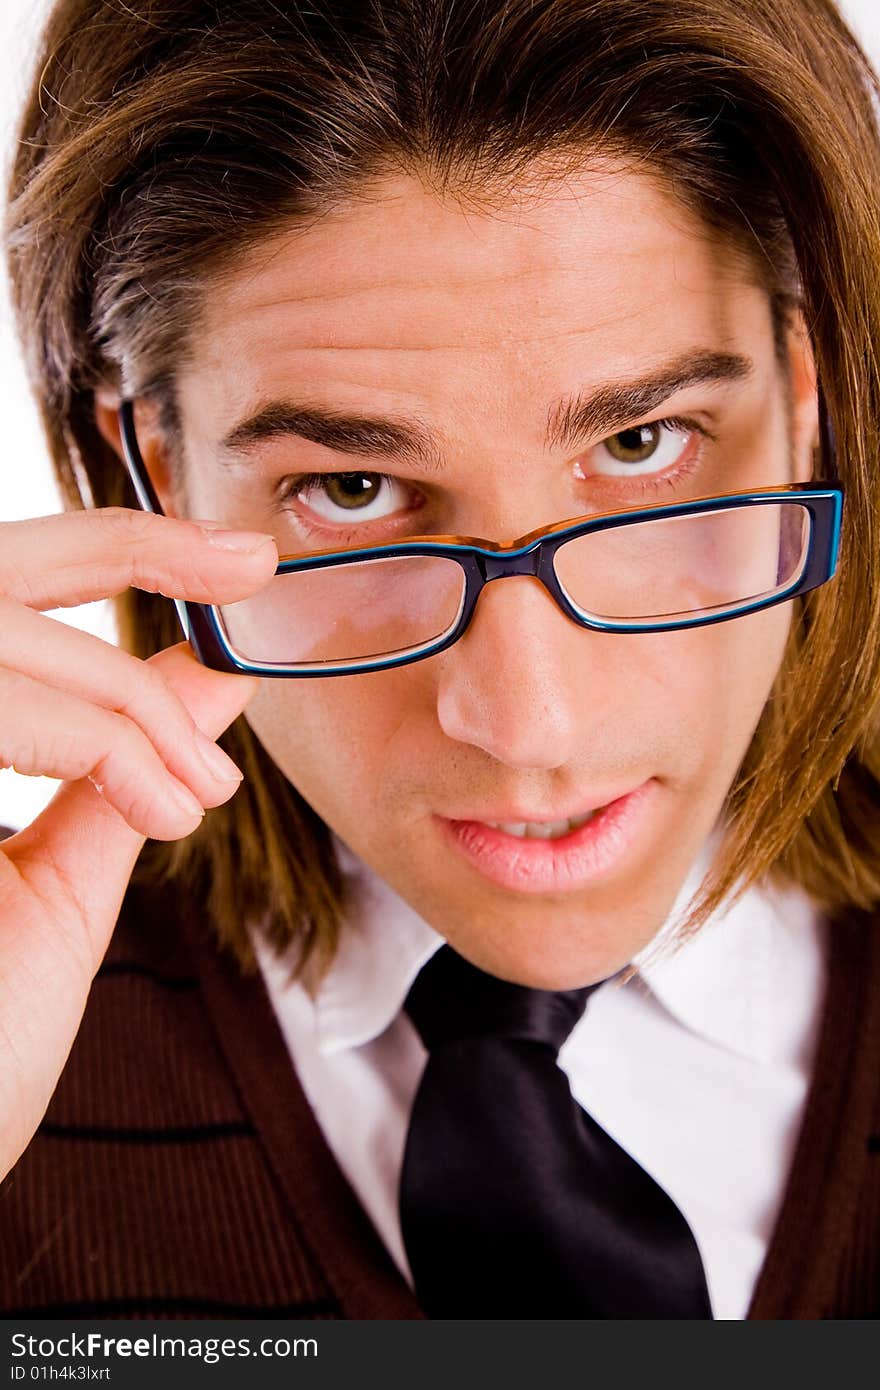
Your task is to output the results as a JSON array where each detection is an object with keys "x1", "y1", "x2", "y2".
[{"x1": 1, "y1": 0, "x2": 879, "y2": 1318}]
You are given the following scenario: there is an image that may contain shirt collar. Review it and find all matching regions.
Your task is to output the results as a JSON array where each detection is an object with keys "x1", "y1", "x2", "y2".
[
  {"x1": 631, "y1": 827, "x2": 825, "y2": 1064},
  {"x1": 279, "y1": 824, "x2": 824, "y2": 1065},
  {"x1": 309, "y1": 835, "x2": 445, "y2": 1054}
]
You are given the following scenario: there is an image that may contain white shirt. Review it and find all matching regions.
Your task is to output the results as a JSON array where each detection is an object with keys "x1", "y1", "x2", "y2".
[{"x1": 251, "y1": 830, "x2": 826, "y2": 1320}]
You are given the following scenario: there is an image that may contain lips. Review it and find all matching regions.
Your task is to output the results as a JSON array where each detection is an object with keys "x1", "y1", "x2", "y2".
[
  {"x1": 436, "y1": 780, "x2": 656, "y2": 895},
  {"x1": 442, "y1": 785, "x2": 641, "y2": 829}
]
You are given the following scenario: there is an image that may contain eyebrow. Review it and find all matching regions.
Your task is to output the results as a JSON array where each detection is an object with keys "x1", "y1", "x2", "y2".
[{"x1": 219, "y1": 348, "x2": 754, "y2": 470}]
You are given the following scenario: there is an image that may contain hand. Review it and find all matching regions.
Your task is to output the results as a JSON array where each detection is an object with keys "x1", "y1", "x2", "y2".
[{"x1": 0, "y1": 507, "x2": 278, "y2": 1179}]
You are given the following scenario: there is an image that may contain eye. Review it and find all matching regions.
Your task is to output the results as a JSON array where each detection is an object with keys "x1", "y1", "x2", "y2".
[
  {"x1": 590, "y1": 419, "x2": 695, "y2": 478},
  {"x1": 286, "y1": 471, "x2": 410, "y2": 523}
]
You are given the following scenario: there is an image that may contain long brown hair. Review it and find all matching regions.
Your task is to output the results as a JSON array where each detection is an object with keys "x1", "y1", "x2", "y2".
[{"x1": 6, "y1": 0, "x2": 880, "y2": 977}]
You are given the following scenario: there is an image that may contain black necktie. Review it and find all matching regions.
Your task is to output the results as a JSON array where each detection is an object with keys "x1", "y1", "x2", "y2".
[{"x1": 399, "y1": 943, "x2": 713, "y2": 1318}]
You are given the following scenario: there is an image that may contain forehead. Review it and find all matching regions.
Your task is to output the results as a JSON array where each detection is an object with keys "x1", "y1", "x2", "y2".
[{"x1": 182, "y1": 161, "x2": 771, "y2": 420}]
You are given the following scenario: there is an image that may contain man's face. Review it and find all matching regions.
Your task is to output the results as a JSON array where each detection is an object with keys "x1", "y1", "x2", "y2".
[{"x1": 163, "y1": 164, "x2": 817, "y2": 987}]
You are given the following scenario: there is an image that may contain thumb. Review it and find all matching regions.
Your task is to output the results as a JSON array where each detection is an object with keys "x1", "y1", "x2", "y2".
[{"x1": 148, "y1": 640, "x2": 260, "y2": 741}]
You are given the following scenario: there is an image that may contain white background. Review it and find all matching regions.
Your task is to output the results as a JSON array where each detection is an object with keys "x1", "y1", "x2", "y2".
[{"x1": 1, "y1": 0, "x2": 879, "y2": 831}]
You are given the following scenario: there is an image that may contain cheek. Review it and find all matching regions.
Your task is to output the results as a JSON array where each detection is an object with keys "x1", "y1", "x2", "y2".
[
  {"x1": 661, "y1": 601, "x2": 793, "y2": 781},
  {"x1": 242, "y1": 668, "x2": 431, "y2": 812}
]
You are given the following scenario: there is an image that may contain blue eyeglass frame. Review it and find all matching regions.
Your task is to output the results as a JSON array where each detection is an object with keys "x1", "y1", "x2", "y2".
[{"x1": 117, "y1": 395, "x2": 844, "y2": 678}]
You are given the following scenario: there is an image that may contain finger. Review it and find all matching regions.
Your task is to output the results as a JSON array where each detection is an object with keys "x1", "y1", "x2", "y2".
[
  {"x1": 0, "y1": 666, "x2": 215, "y2": 841},
  {"x1": 5, "y1": 644, "x2": 258, "y2": 970},
  {"x1": 0, "y1": 596, "x2": 245, "y2": 806},
  {"x1": 0, "y1": 508, "x2": 278, "y2": 611}
]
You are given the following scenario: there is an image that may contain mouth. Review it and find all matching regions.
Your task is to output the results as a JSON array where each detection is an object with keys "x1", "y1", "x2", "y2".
[
  {"x1": 435, "y1": 780, "x2": 656, "y2": 895},
  {"x1": 480, "y1": 810, "x2": 599, "y2": 840}
]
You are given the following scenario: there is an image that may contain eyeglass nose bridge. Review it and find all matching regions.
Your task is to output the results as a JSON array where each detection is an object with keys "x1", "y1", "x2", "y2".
[{"x1": 477, "y1": 543, "x2": 544, "y2": 584}]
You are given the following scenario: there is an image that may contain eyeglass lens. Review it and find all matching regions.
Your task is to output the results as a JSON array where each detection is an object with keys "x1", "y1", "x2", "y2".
[
  {"x1": 216, "y1": 502, "x2": 810, "y2": 667},
  {"x1": 221, "y1": 553, "x2": 467, "y2": 666}
]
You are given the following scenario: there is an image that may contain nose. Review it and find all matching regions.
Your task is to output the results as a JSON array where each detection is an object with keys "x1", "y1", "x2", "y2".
[{"x1": 434, "y1": 574, "x2": 588, "y2": 769}]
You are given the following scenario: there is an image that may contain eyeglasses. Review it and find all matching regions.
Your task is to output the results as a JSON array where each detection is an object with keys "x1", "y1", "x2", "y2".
[{"x1": 118, "y1": 399, "x2": 843, "y2": 678}]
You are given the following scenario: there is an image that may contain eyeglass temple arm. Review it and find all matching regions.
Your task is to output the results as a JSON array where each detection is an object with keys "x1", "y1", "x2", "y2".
[
  {"x1": 117, "y1": 398, "x2": 200, "y2": 646},
  {"x1": 117, "y1": 399, "x2": 166, "y2": 516},
  {"x1": 119, "y1": 381, "x2": 840, "y2": 510},
  {"x1": 116, "y1": 383, "x2": 839, "y2": 522},
  {"x1": 817, "y1": 379, "x2": 837, "y2": 481}
]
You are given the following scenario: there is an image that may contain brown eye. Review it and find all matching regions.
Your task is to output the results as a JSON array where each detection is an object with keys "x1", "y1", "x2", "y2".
[
  {"x1": 322, "y1": 473, "x2": 384, "y2": 509},
  {"x1": 604, "y1": 423, "x2": 662, "y2": 465},
  {"x1": 294, "y1": 470, "x2": 410, "y2": 525},
  {"x1": 592, "y1": 420, "x2": 694, "y2": 479}
]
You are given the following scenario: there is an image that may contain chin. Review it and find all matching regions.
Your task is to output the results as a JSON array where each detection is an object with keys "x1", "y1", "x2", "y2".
[{"x1": 420, "y1": 895, "x2": 656, "y2": 990}]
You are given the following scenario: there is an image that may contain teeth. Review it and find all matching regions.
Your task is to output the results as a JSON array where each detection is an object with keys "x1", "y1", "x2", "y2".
[{"x1": 486, "y1": 810, "x2": 599, "y2": 840}]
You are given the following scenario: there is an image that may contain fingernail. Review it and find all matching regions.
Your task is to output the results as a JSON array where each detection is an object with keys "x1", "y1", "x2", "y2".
[
  {"x1": 202, "y1": 526, "x2": 275, "y2": 555},
  {"x1": 169, "y1": 780, "x2": 206, "y2": 821},
  {"x1": 195, "y1": 730, "x2": 244, "y2": 784}
]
